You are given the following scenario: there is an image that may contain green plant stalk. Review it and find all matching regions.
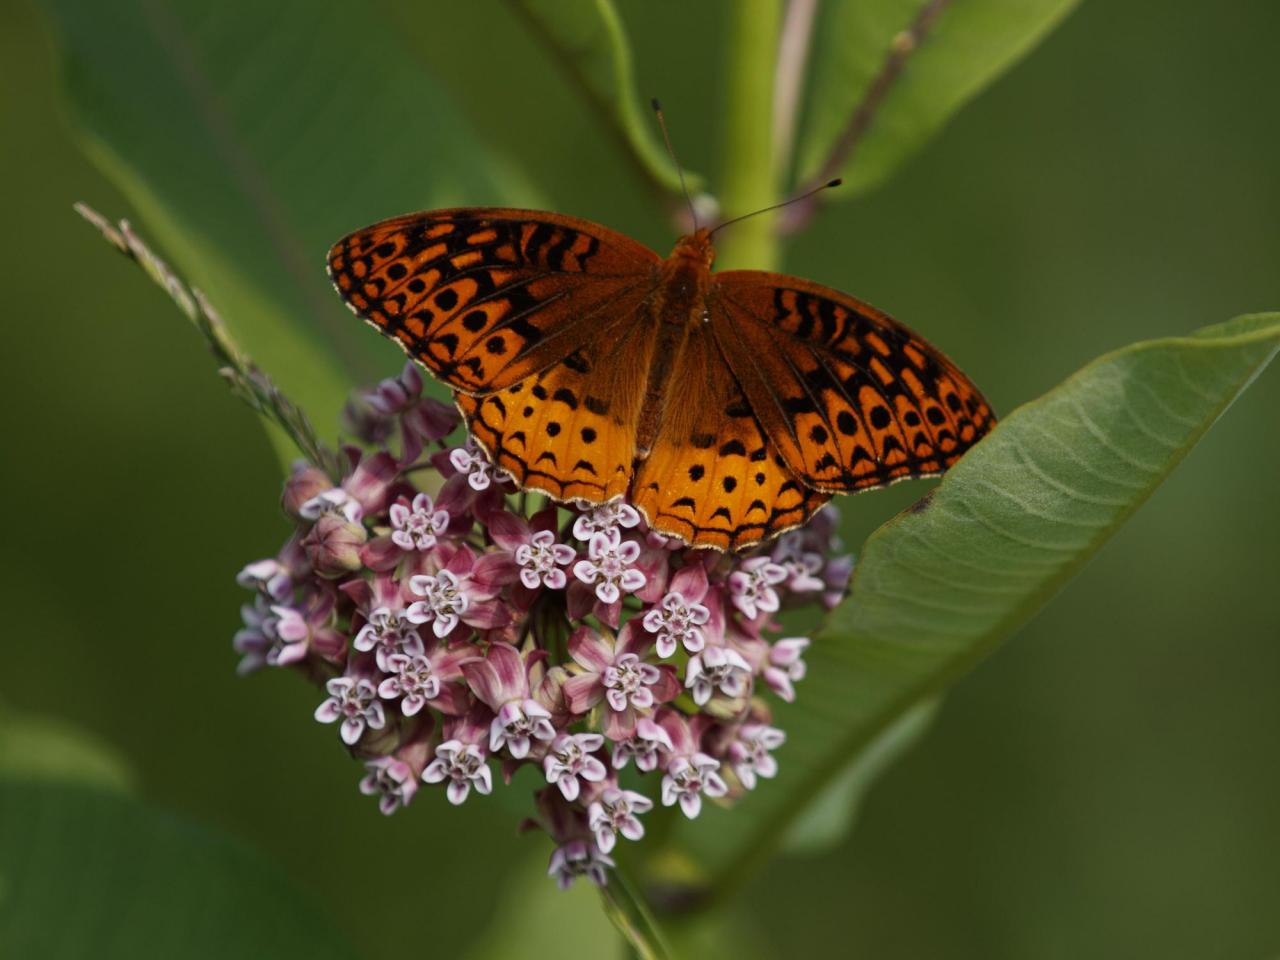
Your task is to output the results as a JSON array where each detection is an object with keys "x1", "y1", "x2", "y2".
[{"x1": 715, "y1": 0, "x2": 783, "y2": 272}]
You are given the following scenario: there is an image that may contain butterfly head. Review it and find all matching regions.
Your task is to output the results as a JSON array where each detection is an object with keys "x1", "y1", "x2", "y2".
[{"x1": 670, "y1": 228, "x2": 716, "y2": 270}]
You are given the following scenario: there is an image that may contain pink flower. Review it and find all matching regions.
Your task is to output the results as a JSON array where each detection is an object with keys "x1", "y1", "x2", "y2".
[
  {"x1": 424, "y1": 740, "x2": 493, "y2": 804},
  {"x1": 572, "y1": 501, "x2": 641, "y2": 542},
  {"x1": 641, "y1": 563, "x2": 720, "y2": 658},
  {"x1": 547, "y1": 839, "x2": 614, "y2": 890},
  {"x1": 728, "y1": 724, "x2": 786, "y2": 790},
  {"x1": 728, "y1": 556, "x2": 788, "y2": 620},
  {"x1": 299, "y1": 450, "x2": 397, "y2": 523},
  {"x1": 462, "y1": 643, "x2": 556, "y2": 759},
  {"x1": 564, "y1": 624, "x2": 679, "y2": 740},
  {"x1": 359, "y1": 756, "x2": 418, "y2": 815},
  {"x1": 235, "y1": 558, "x2": 292, "y2": 601},
  {"x1": 653, "y1": 710, "x2": 726, "y2": 818},
  {"x1": 573, "y1": 530, "x2": 646, "y2": 604},
  {"x1": 389, "y1": 492, "x2": 449, "y2": 551},
  {"x1": 542, "y1": 733, "x2": 608, "y2": 801},
  {"x1": 378, "y1": 638, "x2": 477, "y2": 717},
  {"x1": 763, "y1": 637, "x2": 810, "y2": 703},
  {"x1": 314, "y1": 675, "x2": 386, "y2": 745},
  {"x1": 588, "y1": 787, "x2": 652, "y2": 853},
  {"x1": 685, "y1": 644, "x2": 753, "y2": 706},
  {"x1": 350, "y1": 575, "x2": 424, "y2": 671},
  {"x1": 770, "y1": 531, "x2": 826, "y2": 593},
  {"x1": 610, "y1": 716, "x2": 674, "y2": 773},
  {"x1": 422, "y1": 706, "x2": 495, "y2": 804},
  {"x1": 448, "y1": 439, "x2": 494, "y2": 491},
  {"x1": 487, "y1": 508, "x2": 575, "y2": 600},
  {"x1": 405, "y1": 545, "x2": 513, "y2": 640}
]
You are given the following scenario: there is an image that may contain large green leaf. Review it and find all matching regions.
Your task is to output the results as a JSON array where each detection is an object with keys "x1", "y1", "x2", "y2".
[
  {"x1": 673, "y1": 312, "x2": 1280, "y2": 896},
  {"x1": 0, "y1": 781, "x2": 358, "y2": 959},
  {"x1": 795, "y1": 0, "x2": 1080, "y2": 196},
  {"x1": 505, "y1": 0, "x2": 701, "y2": 201},
  {"x1": 0, "y1": 705, "x2": 134, "y2": 795},
  {"x1": 39, "y1": 0, "x2": 542, "y2": 443}
]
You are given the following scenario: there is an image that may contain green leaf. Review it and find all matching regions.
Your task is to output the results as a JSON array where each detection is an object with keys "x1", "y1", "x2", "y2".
[
  {"x1": 507, "y1": 0, "x2": 702, "y2": 203},
  {"x1": 0, "y1": 705, "x2": 134, "y2": 795},
  {"x1": 795, "y1": 0, "x2": 1080, "y2": 196},
  {"x1": 780, "y1": 697, "x2": 938, "y2": 854},
  {"x1": 39, "y1": 0, "x2": 542, "y2": 453},
  {"x1": 676, "y1": 312, "x2": 1280, "y2": 899},
  {"x1": 0, "y1": 781, "x2": 358, "y2": 960}
]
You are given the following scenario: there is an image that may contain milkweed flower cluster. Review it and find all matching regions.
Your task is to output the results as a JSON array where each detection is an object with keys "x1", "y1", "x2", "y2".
[{"x1": 233, "y1": 361, "x2": 853, "y2": 888}]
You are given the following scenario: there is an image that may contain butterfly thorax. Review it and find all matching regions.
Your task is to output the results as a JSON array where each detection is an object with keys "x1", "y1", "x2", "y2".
[{"x1": 633, "y1": 231, "x2": 719, "y2": 459}]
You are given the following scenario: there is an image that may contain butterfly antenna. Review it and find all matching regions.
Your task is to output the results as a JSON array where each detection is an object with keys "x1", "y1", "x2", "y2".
[
  {"x1": 651, "y1": 98, "x2": 698, "y2": 231},
  {"x1": 709, "y1": 178, "x2": 843, "y2": 237}
]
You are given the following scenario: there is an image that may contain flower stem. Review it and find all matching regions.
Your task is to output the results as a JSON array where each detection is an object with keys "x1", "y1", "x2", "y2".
[
  {"x1": 600, "y1": 867, "x2": 676, "y2": 960},
  {"x1": 715, "y1": 0, "x2": 784, "y2": 272}
]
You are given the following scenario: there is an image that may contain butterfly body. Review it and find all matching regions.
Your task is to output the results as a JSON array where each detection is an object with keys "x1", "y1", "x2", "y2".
[{"x1": 329, "y1": 208, "x2": 994, "y2": 550}]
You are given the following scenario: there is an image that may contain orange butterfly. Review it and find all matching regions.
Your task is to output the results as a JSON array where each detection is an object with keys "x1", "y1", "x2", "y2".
[{"x1": 327, "y1": 208, "x2": 994, "y2": 551}]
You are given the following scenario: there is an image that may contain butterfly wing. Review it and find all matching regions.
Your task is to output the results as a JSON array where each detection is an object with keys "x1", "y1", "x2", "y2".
[
  {"x1": 709, "y1": 272, "x2": 995, "y2": 492},
  {"x1": 630, "y1": 324, "x2": 830, "y2": 551},
  {"x1": 328, "y1": 208, "x2": 660, "y2": 394},
  {"x1": 456, "y1": 313, "x2": 658, "y2": 504}
]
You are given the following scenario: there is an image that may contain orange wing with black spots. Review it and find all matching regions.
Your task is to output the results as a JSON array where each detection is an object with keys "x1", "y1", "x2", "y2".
[
  {"x1": 710, "y1": 272, "x2": 995, "y2": 493},
  {"x1": 631, "y1": 324, "x2": 830, "y2": 551},
  {"x1": 456, "y1": 314, "x2": 658, "y2": 504},
  {"x1": 327, "y1": 208, "x2": 659, "y2": 394}
]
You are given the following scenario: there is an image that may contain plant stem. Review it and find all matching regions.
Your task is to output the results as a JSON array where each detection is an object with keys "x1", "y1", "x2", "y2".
[
  {"x1": 600, "y1": 868, "x2": 677, "y2": 960},
  {"x1": 715, "y1": 0, "x2": 784, "y2": 272},
  {"x1": 781, "y1": 0, "x2": 952, "y2": 234},
  {"x1": 771, "y1": 0, "x2": 819, "y2": 184}
]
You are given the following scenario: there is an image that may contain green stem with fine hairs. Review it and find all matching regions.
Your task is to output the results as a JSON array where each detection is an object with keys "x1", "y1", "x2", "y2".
[{"x1": 715, "y1": 0, "x2": 784, "y2": 272}]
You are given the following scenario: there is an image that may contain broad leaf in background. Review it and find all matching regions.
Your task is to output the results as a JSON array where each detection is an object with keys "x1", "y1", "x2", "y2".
[
  {"x1": 504, "y1": 0, "x2": 702, "y2": 203},
  {"x1": 0, "y1": 704, "x2": 134, "y2": 795},
  {"x1": 39, "y1": 0, "x2": 542, "y2": 441},
  {"x1": 795, "y1": 0, "x2": 1080, "y2": 196},
  {"x1": 669, "y1": 313, "x2": 1280, "y2": 896},
  {"x1": 464, "y1": 844, "x2": 623, "y2": 960},
  {"x1": 0, "y1": 781, "x2": 359, "y2": 960}
]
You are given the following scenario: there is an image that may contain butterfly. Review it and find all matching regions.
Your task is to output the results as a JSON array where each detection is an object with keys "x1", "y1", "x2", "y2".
[{"x1": 327, "y1": 207, "x2": 995, "y2": 551}]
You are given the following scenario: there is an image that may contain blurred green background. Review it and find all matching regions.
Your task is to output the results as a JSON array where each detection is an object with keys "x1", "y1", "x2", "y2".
[{"x1": 2, "y1": 0, "x2": 1278, "y2": 957}]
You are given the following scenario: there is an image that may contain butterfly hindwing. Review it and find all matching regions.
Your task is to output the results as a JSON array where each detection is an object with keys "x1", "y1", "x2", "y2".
[
  {"x1": 631, "y1": 325, "x2": 831, "y2": 551},
  {"x1": 456, "y1": 314, "x2": 657, "y2": 504},
  {"x1": 328, "y1": 208, "x2": 660, "y2": 394},
  {"x1": 710, "y1": 272, "x2": 995, "y2": 493}
]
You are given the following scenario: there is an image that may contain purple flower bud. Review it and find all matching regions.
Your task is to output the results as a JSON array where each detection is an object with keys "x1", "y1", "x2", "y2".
[
  {"x1": 281, "y1": 461, "x2": 333, "y2": 520},
  {"x1": 302, "y1": 512, "x2": 367, "y2": 578}
]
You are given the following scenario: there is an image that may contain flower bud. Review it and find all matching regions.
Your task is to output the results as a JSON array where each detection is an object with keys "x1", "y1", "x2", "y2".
[
  {"x1": 282, "y1": 461, "x2": 333, "y2": 520},
  {"x1": 303, "y1": 513, "x2": 368, "y2": 578}
]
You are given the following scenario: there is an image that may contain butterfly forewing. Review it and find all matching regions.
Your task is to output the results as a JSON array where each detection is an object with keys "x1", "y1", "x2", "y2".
[
  {"x1": 710, "y1": 272, "x2": 995, "y2": 493},
  {"x1": 327, "y1": 208, "x2": 660, "y2": 394}
]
